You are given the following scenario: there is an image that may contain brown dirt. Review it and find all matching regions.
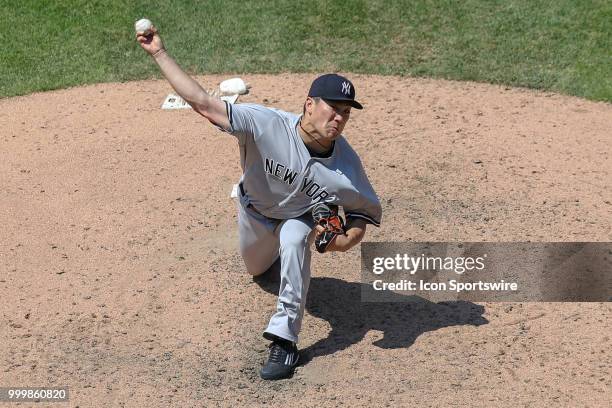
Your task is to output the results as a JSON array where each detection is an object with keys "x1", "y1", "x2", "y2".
[{"x1": 1, "y1": 74, "x2": 610, "y2": 407}]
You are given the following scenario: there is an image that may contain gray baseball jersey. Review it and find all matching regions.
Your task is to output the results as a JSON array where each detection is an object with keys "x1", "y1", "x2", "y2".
[{"x1": 224, "y1": 102, "x2": 382, "y2": 225}]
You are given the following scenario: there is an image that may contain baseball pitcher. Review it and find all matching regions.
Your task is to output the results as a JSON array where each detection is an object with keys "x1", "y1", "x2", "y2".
[{"x1": 136, "y1": 22, "x2": 382, "y2": 380}]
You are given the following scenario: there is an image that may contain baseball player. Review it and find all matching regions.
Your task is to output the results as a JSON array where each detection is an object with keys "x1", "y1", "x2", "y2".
[{"x1": 137, "y1": 24, "x2": 382, "y2": 380}]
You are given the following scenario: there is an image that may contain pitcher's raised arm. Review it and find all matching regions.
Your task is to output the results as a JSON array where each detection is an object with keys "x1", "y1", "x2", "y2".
[{"x1": 135, "y1": 21, "x2": 229, "y2": 129}]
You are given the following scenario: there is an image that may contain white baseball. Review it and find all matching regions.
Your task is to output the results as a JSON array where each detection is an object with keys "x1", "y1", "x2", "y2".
[{"x1": 135, "y1": 18, "x2": 153, "y2": 35}]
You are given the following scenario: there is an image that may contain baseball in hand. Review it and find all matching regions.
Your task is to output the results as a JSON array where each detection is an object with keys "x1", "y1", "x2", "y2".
[{"x1": 135, "y1": 18, "x2": 153, "y2": 35}]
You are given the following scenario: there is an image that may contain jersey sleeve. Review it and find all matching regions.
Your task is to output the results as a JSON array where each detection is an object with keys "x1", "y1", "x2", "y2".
[
  {"x1": 222, "y1": 102, "x2": 280, "y2": 145},
  {"x1": 343, "y1": 155, "x2": 382, "y2": 227}
]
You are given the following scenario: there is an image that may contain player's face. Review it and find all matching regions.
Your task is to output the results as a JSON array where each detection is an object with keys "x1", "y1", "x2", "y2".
[{"x1": 310, "y1": 98, "x2": 352, "y2": 139}]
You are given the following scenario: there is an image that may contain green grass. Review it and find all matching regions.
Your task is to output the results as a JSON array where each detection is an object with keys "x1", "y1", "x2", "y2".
[{"x1": 1, "y1": 0, "x2": 610, "y2": 101}]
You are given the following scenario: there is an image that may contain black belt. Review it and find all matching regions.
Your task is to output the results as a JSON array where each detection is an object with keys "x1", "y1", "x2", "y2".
[
  {"x1": 239, "y1": 183, "x2": 262, "y2": 215},
  {"x1": 239, "y1": 183, "x2": 281, "y2": 221}
]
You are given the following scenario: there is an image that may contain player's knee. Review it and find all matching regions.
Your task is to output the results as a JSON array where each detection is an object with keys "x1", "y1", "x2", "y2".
[
  {"x1": 246, "y1": 266, "x2": 268, "y2": 277},
  {"x1": 241, "y1": 250, "x2": 275, "y2": 276},
  {"x1": 242, "y1": 254, "x2": 276, "y2": 276}
]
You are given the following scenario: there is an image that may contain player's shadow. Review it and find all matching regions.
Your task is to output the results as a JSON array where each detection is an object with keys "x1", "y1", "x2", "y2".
[{"x1": 253, "y1": 264, "x2": 489, "y2": 364}]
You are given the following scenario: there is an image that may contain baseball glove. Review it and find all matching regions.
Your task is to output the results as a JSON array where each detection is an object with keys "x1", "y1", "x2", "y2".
[{"x1": 312, "y1": 203, "x2": 345, "y2": 253}]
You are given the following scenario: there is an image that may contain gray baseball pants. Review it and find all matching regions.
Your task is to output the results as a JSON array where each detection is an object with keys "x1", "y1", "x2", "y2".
[{"x1": 236, "y1": 188, "x2": 315, "y2": 344}]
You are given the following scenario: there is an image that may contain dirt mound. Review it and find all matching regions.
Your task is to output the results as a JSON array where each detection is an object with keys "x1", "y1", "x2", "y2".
[{"x1": 1, "y1": 74, "x2": 610, "y2": 407}]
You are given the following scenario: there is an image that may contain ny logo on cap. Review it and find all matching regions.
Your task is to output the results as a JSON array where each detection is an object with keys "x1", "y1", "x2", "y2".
[{"x1": 341, "y1": 81, "x2": 351, "y2": 95}]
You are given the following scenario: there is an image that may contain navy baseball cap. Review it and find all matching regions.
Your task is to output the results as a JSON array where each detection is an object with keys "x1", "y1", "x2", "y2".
[{"x1": 308, "y1": 73, "x2": 363, "y2": 109}]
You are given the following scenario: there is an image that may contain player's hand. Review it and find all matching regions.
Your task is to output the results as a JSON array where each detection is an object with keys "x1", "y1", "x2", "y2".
[
  {"x1": 313, "y1": 224, "x2": 347, "y2": 252},
  {"x1": 136, "y1": 25, "x2": 165, "y2": 56},
  {"x1": 314, "y1": 225, "x2": 326, "y2": 237},
  {"x1": 324, "y1": 232, "x2": 349, "y2": 252},
  {"x1": 314, "y1": 219, "x2": 367, "y2": 253}
]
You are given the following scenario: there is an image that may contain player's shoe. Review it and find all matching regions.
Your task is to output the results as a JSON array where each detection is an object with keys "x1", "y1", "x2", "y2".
[{"x1": 259, "y1": 336, "x2": 299, "y2": 380}]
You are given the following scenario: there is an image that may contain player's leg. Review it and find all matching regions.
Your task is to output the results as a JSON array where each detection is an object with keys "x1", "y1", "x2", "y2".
[
  {"x1": 237, "y1": 201, "x2": 281, "y2": 276},
  {"x1": 259, "y1": 214, "x2": 315, "y2": 380},
  {"x1": 264, "y1": 214, "x2": 315, "y2": 343}
]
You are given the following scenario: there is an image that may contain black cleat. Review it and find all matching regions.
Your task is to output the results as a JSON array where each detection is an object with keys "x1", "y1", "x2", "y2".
[{"x1": 259, "y1": 337, "x2": 299, "y2": 380}]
